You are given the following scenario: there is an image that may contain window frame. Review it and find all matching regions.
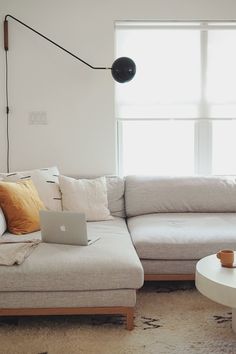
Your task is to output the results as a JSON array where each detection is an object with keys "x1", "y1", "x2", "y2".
[{"x1": 115, "y1": 21, "x2": 236, "y2": 177}]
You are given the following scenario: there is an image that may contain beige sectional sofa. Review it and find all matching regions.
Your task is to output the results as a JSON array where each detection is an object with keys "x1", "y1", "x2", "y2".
[{"x1": 1, "y1": 174, "x2": 236, "y2": 329}]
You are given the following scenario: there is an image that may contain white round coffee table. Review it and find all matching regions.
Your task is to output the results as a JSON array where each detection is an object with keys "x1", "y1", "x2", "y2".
[{"x1": 195, "y1": 253, "x2": 236, "y2": 333}]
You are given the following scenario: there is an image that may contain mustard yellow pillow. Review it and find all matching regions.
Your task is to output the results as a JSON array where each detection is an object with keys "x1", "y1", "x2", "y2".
[{"x1": 0, "y1": 179, "x2": 45, "y2": 235}]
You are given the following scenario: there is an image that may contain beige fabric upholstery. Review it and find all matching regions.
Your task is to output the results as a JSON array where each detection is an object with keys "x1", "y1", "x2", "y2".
[
  {"x1": 142, "y1": 259, "x2": 198, "y2": 275},
  {"x1": 0, "y1": 217, "x2": 143, "y2": 292},
  {"x1": 0, "y1": 289, "x2": 136, "y2": 308},
  {"x1": 125, "y1": 175, "x2": 236, "y2": 217},
  {"x1": 128, "y1": 213, "x2": 236, "y2": 260},
  {"x1": 106, "y1": 176, "x2": 125, "y2": 218}
]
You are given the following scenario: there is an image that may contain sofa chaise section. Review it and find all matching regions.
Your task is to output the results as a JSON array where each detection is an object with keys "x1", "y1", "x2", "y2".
[
  {"x1": 0, "y1": 217, "x2": 144, "y2": 330},
  {"x1": 125, "y1": 175, "x2": 236, "y2": 280}
]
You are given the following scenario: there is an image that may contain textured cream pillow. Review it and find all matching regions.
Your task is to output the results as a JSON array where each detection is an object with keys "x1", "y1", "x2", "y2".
[
  {"x1": 0, "y1": 208, "x2": 7, "y2": 236},
  {"x1": 59, "y1": 175, "x2": 113, "y2": 221},
  {"x1": 0, "y1": 167, "x2": 62, "y2": 211}
]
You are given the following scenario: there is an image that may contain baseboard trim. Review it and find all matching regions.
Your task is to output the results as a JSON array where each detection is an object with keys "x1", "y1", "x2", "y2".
[{"x1": 0, "y1": 306, "x2": 134, "y2": 330}]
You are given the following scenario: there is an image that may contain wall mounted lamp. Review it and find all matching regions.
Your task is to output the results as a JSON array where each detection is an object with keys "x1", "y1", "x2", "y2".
[
  {"x1": 3, "y1": 14, "x2": 136, "y2": 173},
  {"x1": 4, "y1": 14, "x2": 136, "y2": 83}
]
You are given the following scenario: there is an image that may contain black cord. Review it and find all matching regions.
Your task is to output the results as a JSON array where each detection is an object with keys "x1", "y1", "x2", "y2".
[{"x1": 5, "y1": 49, "x2": 10, "y2": 173}]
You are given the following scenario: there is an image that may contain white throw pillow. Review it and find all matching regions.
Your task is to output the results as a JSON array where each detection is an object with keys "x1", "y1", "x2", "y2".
[
  {"x1": 59, "y1": 175, "x2": 113, "y2": 221},
  {"x1": 0, "y1": 167, "x2": 62, "y2": 211},
  {"x1": 0, "y1": 208, "x2": 7, "y2": 236}
]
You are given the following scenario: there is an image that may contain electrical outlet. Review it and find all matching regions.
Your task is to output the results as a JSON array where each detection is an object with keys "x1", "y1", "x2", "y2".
[{"x1": 29, "y1": 111, "x2": 48, "y2": 125}]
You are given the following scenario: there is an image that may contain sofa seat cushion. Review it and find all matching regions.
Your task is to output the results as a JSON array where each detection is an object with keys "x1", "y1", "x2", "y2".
[
  {"x1": 0, "y1": 218, "x2": 143, "y2": 292},
  {"x1": 127, "y1": 213, "x2": 236, "y2": 260}
]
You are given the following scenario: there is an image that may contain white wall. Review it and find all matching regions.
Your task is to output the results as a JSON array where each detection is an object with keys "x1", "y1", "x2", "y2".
[{"x1": 1, "y1": 0, "x2": 236, "y2": 174}]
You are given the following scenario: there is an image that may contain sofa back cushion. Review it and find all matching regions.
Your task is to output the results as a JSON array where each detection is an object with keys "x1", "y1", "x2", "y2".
[
  {"x1": 106, "y1": 176, "x2": 125, "y2": 218},
  {"x1": 125, "y1": 175, "x2": 236, "y2": 217}
]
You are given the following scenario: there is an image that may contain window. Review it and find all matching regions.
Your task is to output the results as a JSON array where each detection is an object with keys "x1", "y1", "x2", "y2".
[{"x1": 115, "y1": 22, "x2": 236, "y2": 176}]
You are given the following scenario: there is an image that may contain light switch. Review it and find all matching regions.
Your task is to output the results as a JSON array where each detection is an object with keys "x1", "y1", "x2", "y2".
[{"x1": 29, "y1": 111, "x2": 48, "y2": 125}]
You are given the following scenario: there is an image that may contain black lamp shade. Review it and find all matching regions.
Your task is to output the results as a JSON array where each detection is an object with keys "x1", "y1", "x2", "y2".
[{"x1": 111, "y1": 57, "x2": 136, "y2": 83}]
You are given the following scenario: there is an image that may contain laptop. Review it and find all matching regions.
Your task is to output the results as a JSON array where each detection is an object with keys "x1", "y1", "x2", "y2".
[{"x1": 39, "y1": 210, "x2": 100, "y2": 246}]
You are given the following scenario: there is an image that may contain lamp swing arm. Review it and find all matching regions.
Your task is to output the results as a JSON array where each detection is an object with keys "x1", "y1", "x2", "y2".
[{"x1": 4, "y1": 14, "x2": 111, "y2": 70}]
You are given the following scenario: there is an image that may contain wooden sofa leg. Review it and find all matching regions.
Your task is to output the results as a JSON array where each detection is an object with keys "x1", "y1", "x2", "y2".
[{"x1": 126, "y1": 308, "x2": 134, "y2": 330}]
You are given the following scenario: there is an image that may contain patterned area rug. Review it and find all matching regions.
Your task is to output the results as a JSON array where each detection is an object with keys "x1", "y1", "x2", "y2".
[{"x1": 0, "y1": 282, "x2": 236, "y2": 354}]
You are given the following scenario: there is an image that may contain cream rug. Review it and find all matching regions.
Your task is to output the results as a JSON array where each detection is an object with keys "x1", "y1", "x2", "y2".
[{"x1": 0, "y1": 282, "x2": 236, "y2": 354}]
